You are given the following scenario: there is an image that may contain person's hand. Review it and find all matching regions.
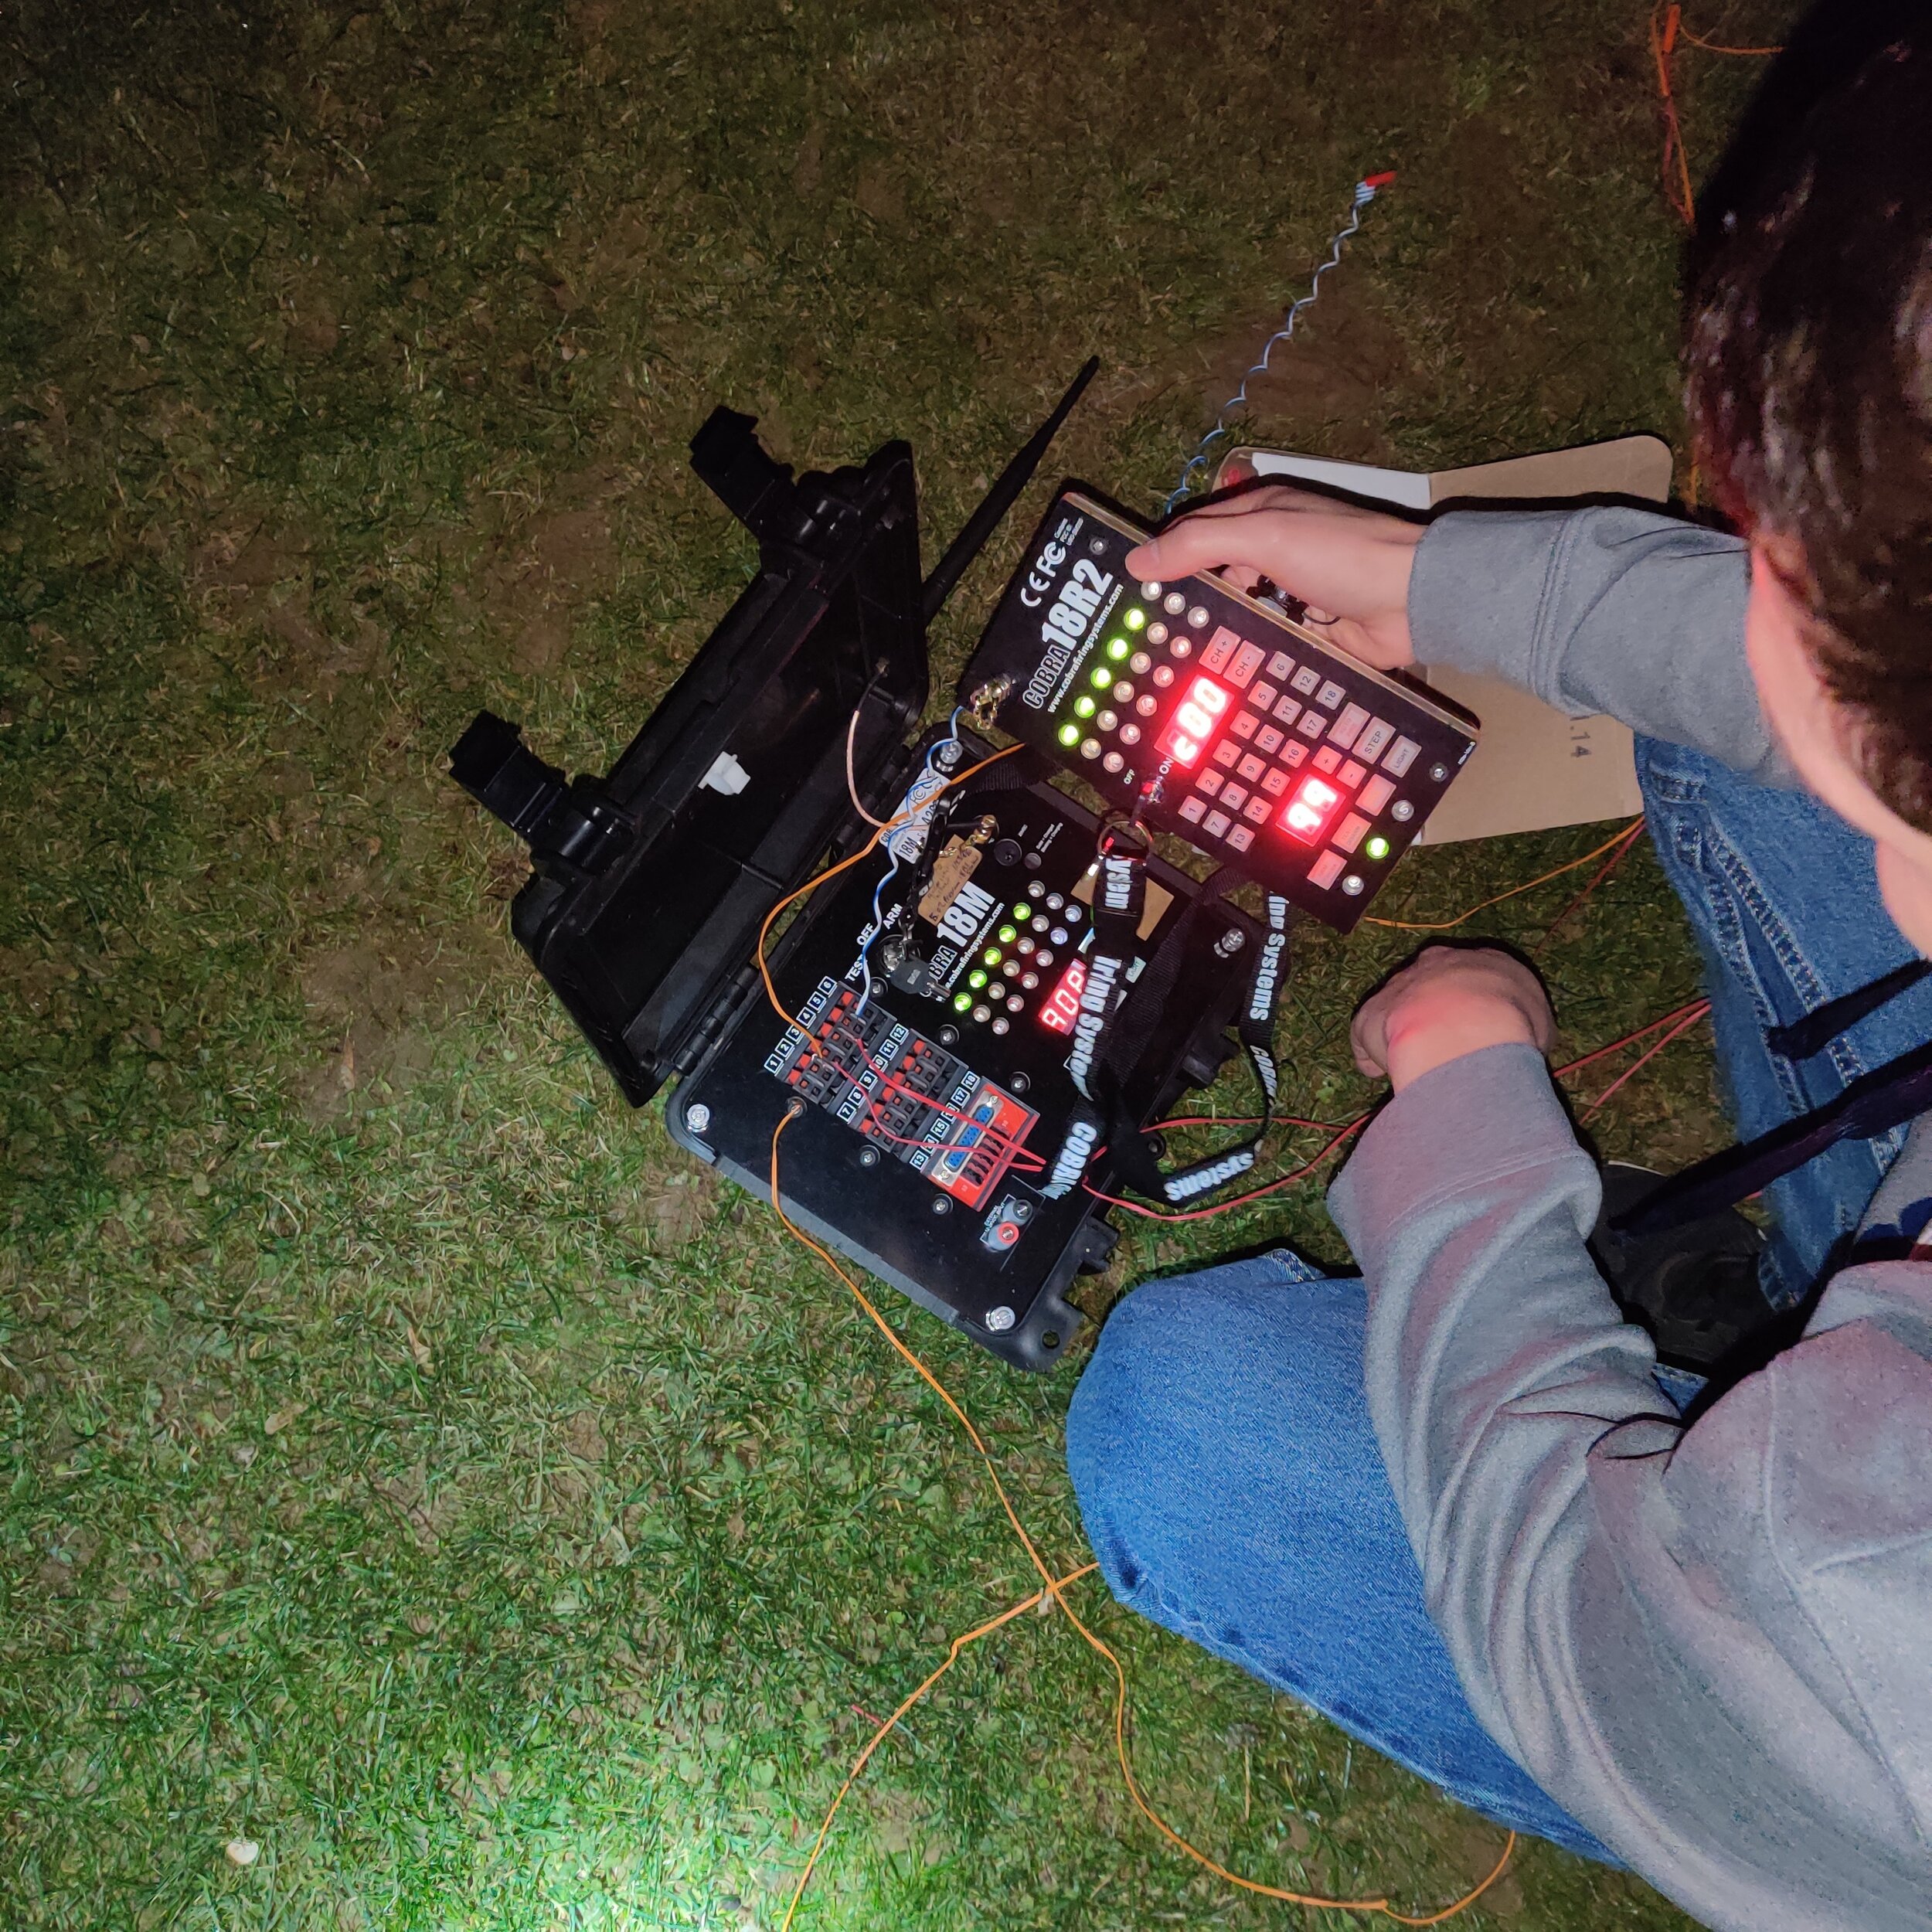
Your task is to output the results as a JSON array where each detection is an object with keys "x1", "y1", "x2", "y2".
[
  {"x1": 1123, "y1": 486, "x2": 1424, "y2": 672},
  {"x1": 1351, "y1": 944, "x2": 1557, "y2": 1092}
]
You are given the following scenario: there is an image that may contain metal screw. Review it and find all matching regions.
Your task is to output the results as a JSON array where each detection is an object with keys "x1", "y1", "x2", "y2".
[
  {"x1": 984, "y1": 1304, "x2": 1017, "y2": 1332},
  {"x1": 859, "y1": 1147, "x2": 880, "y2": 1167},
  {"x1": 1429, "y1": 763, "x2": 1449, "y2": 784},
  {"x1": 1012, "y1": 1202, "x2": 1032, "y2": 1223},
  {"x1": 684, "y1": 1103, "x2": 711, "y2": 1134},
  {"x1": 1090, "y1": 536, "x2": 1107, "y2": 555},
  {"x1": 936, "y1": 741, "x2": 962, "y2": 769},
  {"x1": 930, "y1": 1196, "x2": 951, "y2": 1216}
]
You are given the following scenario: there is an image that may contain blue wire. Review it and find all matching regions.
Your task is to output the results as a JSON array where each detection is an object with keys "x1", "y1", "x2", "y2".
[
  {"x1": 854, "y1": 707, "x2": 967, "y2": 1015},
  {"x1": 1163, "y1": 176, "x2": 1388, "y2": 518}
]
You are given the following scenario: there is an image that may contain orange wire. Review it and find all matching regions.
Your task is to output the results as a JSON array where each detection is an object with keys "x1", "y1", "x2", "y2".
[
  {"x1": 768, "y1": 1114, "x2": 1517, "y2": 1924},
  {"x1": 1649, "y1": 4, "x2": 1784, "y2": 230},
  {"x1": 1365, "y1": 818, "x2": 1645, "y2": 933},
  {"x1": 778, "y1": 1561, "x2": 1100, "y2": 1932}
]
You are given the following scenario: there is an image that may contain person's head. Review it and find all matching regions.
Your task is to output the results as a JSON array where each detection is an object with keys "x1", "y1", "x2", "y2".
[{"x1": 1684, "y1": 32, "x2": 1932, "y2": 950}]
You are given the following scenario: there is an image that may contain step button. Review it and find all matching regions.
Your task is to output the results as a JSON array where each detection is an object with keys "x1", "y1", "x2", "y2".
[{"x1": 1357, "y1": 718, "x2": 1396, "y2": 762}]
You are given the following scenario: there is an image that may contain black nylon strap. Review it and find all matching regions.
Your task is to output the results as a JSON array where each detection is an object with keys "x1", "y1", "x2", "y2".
[{"x1": 1611, "y1": 1036, "x2": 1932, "y2": 1238}]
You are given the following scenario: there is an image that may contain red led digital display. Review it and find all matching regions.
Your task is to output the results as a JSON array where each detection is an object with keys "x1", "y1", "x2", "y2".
[
  {"x1": 1154, "y1": 675, "x2": 1231, "y2": 769},
  {"x1": 1280, "y1": 774, "x2": 1343, "y2": 845},
  {"x1": 1038, "y1": 957, "x2": 1087, "y2": 1034}
]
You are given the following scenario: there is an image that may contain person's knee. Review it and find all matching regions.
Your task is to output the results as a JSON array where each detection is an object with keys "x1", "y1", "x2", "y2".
[{"x1": 1066, "y1": 1267, "x2": 1304, "y2": 1594}]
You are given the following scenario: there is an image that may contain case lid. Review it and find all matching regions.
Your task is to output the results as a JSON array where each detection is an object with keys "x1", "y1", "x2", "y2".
[{"x1": 451, "y1": 412, "x2": 930, "y2": 1104}]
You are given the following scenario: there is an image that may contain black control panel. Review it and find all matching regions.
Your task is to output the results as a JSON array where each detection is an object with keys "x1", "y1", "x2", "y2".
[
  {"x1": 960, "y1": 491, "x2": 1478, "y2": 930},
  {"x1": 666, "y1": 738, "x2": 1257, "y2": 1371}
]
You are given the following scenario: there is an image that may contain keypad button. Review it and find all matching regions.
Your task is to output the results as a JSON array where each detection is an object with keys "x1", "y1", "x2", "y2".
[
  {"x1": 1228, "y1": 642, "x2": 1266, "y2": 687},
  {"x1": 1312, "y1": 745, "x2": 1342, "y2": 774},
  {"x1": 1212, "y1": 740, "x2": 1240, "y2": 769},
  {"x1": 1179, "y1": 795, "x2": 1206, "y2": 823},
  {"x1": 1219, "y1": 782, "x2": 1249, "y2": 811},
  {"x1": 1202, "y1": 810, "x2": 1232, "y2": 837},
  {"x1": 1295, "y1": 710, "x2": 1326, "y2": 740},
  {"x1": 1226, "y1": 825, "x2": 1255, "y2": 852},
  {"x1": 1260, "y1": 767, "x2": 1291, "y2": 797},
  {"x1": 1197, "y1": 770, "x2": 1223, "y2": 798},
  {"x1": 1356, "y1": 718, "x2": 1396, "y2": 762},
  {"x1": 1267, "y1": 651, "x2": 1295, "y2": 681},
  {"x1": 1230, "y1": 712, "x2": 1258, "y2": 741},
  {"x1": 1236, "y1": 753, "x2": 1266, "y2": 783},
  {"x1": 1333, "y1": 813, "x2": 1369, "y2": 852},
  {"x1": 1316, "y1": 679, "x2": 1346, "y2": 710},
  {"x1": 1253, "y1": 725, "x2": 1284, "y2": 755},
  {"x1": 1201, "y1": 626, "x2": 1241, "y2": 673},
  {"x1": 1339, "y1": 759, "x2": 1366, "y2": 790},
  {"x1": 1273, "y1": 695, "x2": 1302, "y2": 726},
  {"x1": 1249, "y1": 682, "x2": 1278, "y2": 713},
  {"x1": 1280, "y1": 741, "x2": 1308, "y2": 768},
  {"x1": 1308, "y1": 850, "x2": 1346, "y2": 890},
  {"x1": 1291, "y1": 665, "x2": 1321, "y2": 696},
  {"x1": 1384, "y1": 736, "x2": 1420, "y2": 776},
  {"x1": 1359, "y1": 775, "x2": 1396, "y2": 814},
  {"x1": 1151, "y1": 664, "x2": 1175, "y2": 689},
  {"x1": 1242, "y1": 795, "x2": 1270, "y2": 825},
  {"x1": 1330, "y1": 702, "x2": 1370, "y2": 750}
]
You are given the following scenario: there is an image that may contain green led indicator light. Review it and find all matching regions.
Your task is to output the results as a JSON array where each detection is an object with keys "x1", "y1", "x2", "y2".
[
  {"x1": 1056, "y1": 722, "x2": 1082, "y2": 747},
  {"x1": 1105, "y1": 637, "x2": 1129, "y2": 662},
  {"x1": 1090, "y1": 665, "x2": 1112, "y2": 688},
  {"x1": 997, "y1": 923, "x2": 1017, "y2": 944},
  {"x1": 1366, "y1": 835, "x2": 1391, "y2": 859},
  {"x1": 1011, "y1": 902, "x2": 1032, "y2": 920},
  {"x1": 982, "y1": 947, "x2": 1002, "y2": 966},
  {"x1": 1073, "y1": 695, "x2": 1097, "y2": 719},
  {"x1": 968, "y1": 970, "x2": 988, "y2": 991},
  {"x1": 953, "y1": 992, "x2": 973, "y2": 1012},
  {"x1": 1124, "y1": 607, "x2": 1146, "y2": 631}
]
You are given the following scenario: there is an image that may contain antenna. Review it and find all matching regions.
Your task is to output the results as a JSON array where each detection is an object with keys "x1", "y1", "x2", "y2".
[{"x1": 921, "y1": 356, "x2": 1099, "y2": 624}]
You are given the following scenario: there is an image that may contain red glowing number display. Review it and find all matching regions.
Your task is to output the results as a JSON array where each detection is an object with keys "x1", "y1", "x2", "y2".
[
  {"x1": 1154, "y1": 675, "x2": 1231, "y2": 768},
  {"x1": 1038, "y1": 957, "x2": 1087, "y2": 1034},
  {"x1": 1280, "y1": 774, "x2": 1343, "y2": 844}
]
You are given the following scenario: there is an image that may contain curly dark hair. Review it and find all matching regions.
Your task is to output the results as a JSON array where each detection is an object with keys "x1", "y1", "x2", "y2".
[{"x1": 1684, "y1": 32, "x2": 1932, "y2": 829}]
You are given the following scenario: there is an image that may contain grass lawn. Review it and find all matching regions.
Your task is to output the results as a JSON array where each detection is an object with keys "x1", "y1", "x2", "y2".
[{"x1": 2, "y1": 2, "x2": 1795, "y2": 1926}]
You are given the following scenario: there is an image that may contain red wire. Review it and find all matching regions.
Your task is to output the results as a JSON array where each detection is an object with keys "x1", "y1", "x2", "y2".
[{"x1": 1580, "y1": 1004, "x2": 1712, "y2": 1117}]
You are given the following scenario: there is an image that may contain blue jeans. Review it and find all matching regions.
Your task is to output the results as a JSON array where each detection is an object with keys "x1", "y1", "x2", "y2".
[{"x1": 1066, "y1": 741, "x2": 1932, "y2": 1861}]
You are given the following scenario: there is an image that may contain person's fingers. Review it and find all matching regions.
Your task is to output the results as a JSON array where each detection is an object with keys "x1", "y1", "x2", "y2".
[{"x1": 1124, "y1": 514, "x2": 1310, "y2": 588}]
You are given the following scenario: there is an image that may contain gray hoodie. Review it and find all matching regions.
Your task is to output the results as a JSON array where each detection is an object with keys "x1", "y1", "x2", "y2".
[{"x1": 1326, "y1": 507, "x2": 1932, "y2": 1931}]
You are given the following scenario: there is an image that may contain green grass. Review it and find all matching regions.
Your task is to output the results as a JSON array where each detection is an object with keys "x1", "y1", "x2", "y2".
[{"x1": 2, "y1": 2, "x2": 1793, "y2": 1925}]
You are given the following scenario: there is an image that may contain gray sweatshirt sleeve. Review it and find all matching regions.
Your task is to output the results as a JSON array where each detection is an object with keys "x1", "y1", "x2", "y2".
[
  {"x1": 1328, "y1": 1044, "x2": 1932, "y2": 1931},
  {"x1": 1408, "y1": 505, "x2": 1791, "y2": 784}
]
